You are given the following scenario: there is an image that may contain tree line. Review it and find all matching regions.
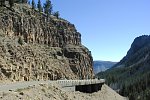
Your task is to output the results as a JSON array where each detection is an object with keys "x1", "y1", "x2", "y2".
[{"x1": 0, "y1": 0, "x2": 60, "y2": 18}]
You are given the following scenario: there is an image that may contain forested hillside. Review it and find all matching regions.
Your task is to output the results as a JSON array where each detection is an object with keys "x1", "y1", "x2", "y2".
[{"x1": 97, "y1": 35, "x2": 150, "y2": 100}]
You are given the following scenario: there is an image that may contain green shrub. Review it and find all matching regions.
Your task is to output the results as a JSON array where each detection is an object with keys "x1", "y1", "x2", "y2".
[{"x1": 18, "y1": 37, "x2": 23, "y2": 45}]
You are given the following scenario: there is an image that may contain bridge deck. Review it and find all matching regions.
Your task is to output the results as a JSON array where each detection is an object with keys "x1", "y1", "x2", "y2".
[{"x1": 56, "y1": 79, "x2": 105, "y2": 87}]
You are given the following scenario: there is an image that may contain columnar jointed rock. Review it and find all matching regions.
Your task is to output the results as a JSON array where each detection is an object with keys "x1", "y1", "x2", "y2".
[
  {"x1": 0, "y1": 5, "x2": 81, "y2": 47},
  {"x1": 0, "y1": 4, "x2": 94, "y2": 82}
]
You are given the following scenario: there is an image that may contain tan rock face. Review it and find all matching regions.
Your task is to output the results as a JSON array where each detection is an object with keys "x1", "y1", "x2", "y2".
[{"x1": 0, "y1": 4, "x2": 94, "y2": 82}]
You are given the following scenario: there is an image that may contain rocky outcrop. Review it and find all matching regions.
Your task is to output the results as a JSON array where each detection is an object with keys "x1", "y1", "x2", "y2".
[
  {"x1": 0, "y1": 5, "x2": 81, "y2": 47},
  {"x1": 0, "y1": 4, "x2": 94, "y2": 82}
]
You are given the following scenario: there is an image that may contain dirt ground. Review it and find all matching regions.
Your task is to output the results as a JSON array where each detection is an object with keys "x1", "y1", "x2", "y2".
[{"x1": 0, "y1": 83, "x2": 128, "y2": 100}]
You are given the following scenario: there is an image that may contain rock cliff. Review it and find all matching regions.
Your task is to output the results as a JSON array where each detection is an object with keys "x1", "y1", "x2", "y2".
[{"x1": 0, "y1": 4, "x2": 93, "y2": 82}]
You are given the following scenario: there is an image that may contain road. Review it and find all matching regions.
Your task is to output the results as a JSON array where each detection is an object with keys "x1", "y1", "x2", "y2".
[
  {"x1": 0, "y1": 80, "x2": 52, "y2": 92},
  {"x1": 0, "y1": 79, "x2": 105, "y2": 92}
]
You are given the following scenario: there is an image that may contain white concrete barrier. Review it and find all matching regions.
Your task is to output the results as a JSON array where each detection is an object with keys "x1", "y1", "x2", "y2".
[{"x1": 56, "y1": 79, "x2": 105, "y2": 87}]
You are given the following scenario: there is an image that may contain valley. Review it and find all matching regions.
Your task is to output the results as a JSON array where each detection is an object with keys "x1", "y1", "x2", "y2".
[{"x1": 97, "y1": 35, "x2": 150, "y2": 100}]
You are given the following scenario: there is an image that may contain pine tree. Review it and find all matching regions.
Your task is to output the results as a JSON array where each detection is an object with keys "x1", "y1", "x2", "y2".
[
  {"x1": 53, "y1": 11, "x2": 60, "y2": 19},
  {"x1": 9, "y1": 0, "x2": 14, "y2": 8},
  {"x1": 44, "y1": 0, "x2": 52, "y2": 19},
  {"x1": 37, "y1": 0, "x2": 43, "y2": 13},
  {"x1": 0, "y1": 0, "x2": 5, "y2": 6},
  {"x1": 31, "y1": 0, "x2": 36, "y2": 9},
  {"x1": 28, "y1": 1, "x2": 30, "y2": 5},
  {"x1": 13, "y1": 0, "x2": 21, "y2": 3},
  {"x1": 22, "y1": 0, "x2": 28, "y2": 3}
]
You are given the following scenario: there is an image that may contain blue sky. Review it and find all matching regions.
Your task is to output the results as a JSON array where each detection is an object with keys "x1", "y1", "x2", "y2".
[{"x1": 33, "y1": 0, "x2": 150, "y2": 62}]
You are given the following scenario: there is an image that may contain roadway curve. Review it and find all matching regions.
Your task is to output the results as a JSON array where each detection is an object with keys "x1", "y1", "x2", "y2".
[
  {"x1": 0, "y1": 79, "x2": 105, "y2": 92},
  {"x1": 0, "y1": 80, "x2": 52, "y2": 92}
]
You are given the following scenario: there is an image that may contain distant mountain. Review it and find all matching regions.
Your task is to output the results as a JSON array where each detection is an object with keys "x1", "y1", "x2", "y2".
[
  {"x1": 96, "y1": 35, "x2": 150, "y2": 100},
  {"x1": 113, "y1": 35, "x2": 150, "y2": 68},
  {"x1": 93, "y1": 61, "x2": 117, "y2": 74}
]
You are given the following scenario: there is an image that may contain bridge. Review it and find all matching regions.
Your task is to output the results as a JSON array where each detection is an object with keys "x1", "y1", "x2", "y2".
[
  {"x1": 0, "y1": 79, "x2": 105, "y2": 93},
  {"x1": 56, "y1": 79, "x2": 105, "y2": 93}
]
